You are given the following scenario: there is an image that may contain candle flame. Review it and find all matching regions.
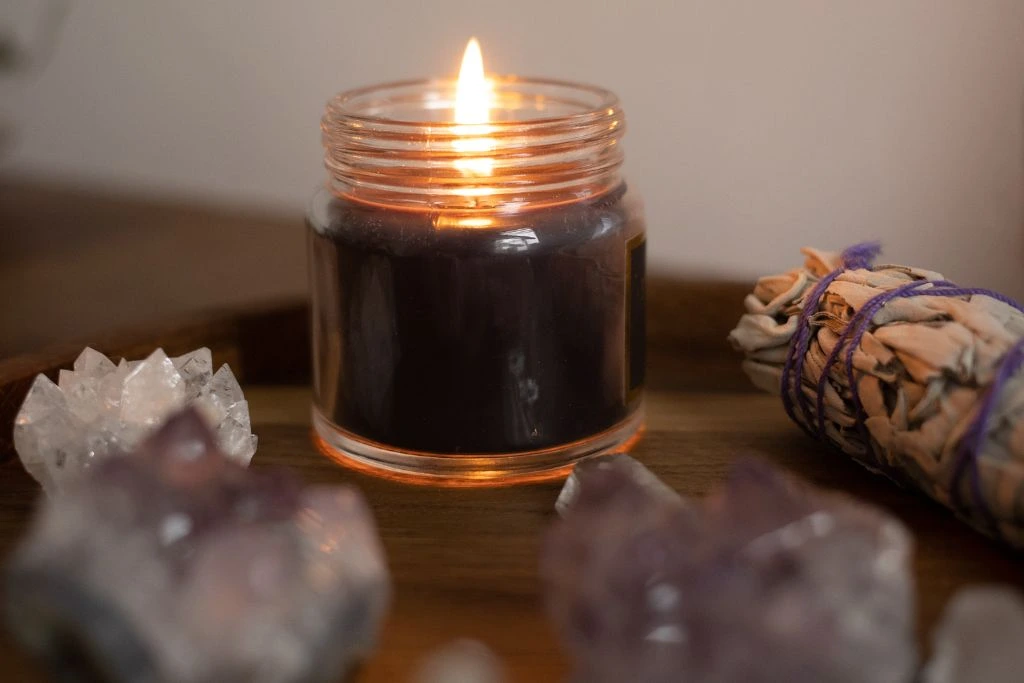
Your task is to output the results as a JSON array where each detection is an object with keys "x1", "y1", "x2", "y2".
[
  {"x1": 455, "y1": 38, "x2": 490, "y2": 126},
  {"x1": 453, "y1": 37, "x2": 494, "y2": 177}
]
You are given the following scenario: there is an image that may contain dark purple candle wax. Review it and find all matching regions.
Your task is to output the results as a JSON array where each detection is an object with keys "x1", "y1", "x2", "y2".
[{"x1": 308, "y1": 183, "x2": 645, "y2": 455}]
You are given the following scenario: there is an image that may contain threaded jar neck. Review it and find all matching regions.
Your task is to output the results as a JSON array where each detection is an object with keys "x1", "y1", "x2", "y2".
[{"x1": 321, "y1": 78, "x2": 625, "y2": 212}]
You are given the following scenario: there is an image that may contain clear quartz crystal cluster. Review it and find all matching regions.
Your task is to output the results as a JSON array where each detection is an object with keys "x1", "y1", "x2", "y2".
[
  {"x1": 6, "y1": 409, "x2": 390, "y2": 683},
  {"x1": 544, "y1": 456, "x2": 917, "y2": 683},
  {"x1": 15, "y1": 347, "x2": 256, "y2": 491}
]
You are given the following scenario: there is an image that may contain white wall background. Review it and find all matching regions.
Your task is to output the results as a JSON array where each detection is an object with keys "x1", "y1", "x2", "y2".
[{"x1": 3, "y1": 1, "x2": 1023, "y2": 296}]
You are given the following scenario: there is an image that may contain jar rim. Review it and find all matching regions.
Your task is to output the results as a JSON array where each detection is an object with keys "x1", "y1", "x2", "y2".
[
  {"x1": 325, "y1": 76, "x2": 621, "y2": 130},
  {"x1": 320, "y1": 76, "x2": 626, "y2": 211}
]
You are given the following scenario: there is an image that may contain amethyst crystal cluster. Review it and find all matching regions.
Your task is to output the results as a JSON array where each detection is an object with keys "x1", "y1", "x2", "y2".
[
  {"x1": 545, "y1": 455, "x2": 1024, "y2": 683},
  {"x1": 543, "y1": 456, "x2": 917, "y2": 683},
  {"x1": 7, "y1": 409, "x2": 389, "y2": 683}
]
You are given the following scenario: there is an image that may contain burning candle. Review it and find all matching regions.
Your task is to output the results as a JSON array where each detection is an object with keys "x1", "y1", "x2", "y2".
[{"x1": 309, "y1": 39, "x2": 646, "y2": 484}]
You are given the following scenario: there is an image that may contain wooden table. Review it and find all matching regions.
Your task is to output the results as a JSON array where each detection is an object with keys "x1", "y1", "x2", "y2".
[
  {"x1": 0, "y1": 302, "x2": 1022, "y2": 682},
  {"x1": 1, "y1": 180, "x2": 1021, "y2": 681}
]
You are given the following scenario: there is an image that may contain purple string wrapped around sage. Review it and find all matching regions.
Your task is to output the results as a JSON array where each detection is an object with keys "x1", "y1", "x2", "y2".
[{"x1": 730, "y1": 245, "x2": 1024, "y2": 547}]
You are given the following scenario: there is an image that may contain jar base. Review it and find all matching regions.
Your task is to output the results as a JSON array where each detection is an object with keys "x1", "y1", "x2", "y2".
[{"x1": 311, "y1": 405, "x2": 645, "y2": 487}]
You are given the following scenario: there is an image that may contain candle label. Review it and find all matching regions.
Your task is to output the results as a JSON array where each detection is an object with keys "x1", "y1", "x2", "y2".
[{"x1": 625, "y1": 233, "x2": 647, "y2": 401}]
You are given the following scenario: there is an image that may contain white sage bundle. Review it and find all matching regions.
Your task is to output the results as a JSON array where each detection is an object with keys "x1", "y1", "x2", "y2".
[{"x1": 729, "y1": 244, "x2": 1024, "y2": 547}]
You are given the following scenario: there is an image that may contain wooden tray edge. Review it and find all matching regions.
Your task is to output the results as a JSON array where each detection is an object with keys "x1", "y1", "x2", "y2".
[
  {"x1": 0, "y1": 275, "x2": 755, "y2": 460},
  {"x1": 0, "y1": 298, "x2": 310, "y2": 460}
]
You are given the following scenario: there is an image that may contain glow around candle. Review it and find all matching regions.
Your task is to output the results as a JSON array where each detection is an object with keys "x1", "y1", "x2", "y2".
[{"x1": 453, "y1": 38, "x2": 495, "y2": 177}]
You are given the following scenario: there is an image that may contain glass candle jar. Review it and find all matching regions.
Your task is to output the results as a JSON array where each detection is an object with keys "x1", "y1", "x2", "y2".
[{"x1": 308, "y1": 77, "x2": 645, "y2": 484}]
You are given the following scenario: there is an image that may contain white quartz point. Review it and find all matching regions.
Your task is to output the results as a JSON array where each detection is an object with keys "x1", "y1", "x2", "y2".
[
  {"x1": 74, "y1": 347, "x2": 117, "y2": 375},
  {"x1": 62, "y1": 348, "x2": 118, "y2": 423},
  {"x1": 923, "y1": 587, "x2": 1024, "y2": 683},
  {"x1": 412, "y1": 640, "x2": 507, "y2": 683},
  {"x1": 555, "y1": 454, "x2": 682, "y2": 517},
  {"x1": 121, "y1": 349, "x2": 186, "y2": 427},
  {"x1": 216, "y1": 399, "x2": 258, "y2": 465},
  {"x1": 196, "y1": 364, "x2": 244, "y2": 421},
  {"x1": 173, "y1": 347, "x2": 213, "y2": 399},
  {"x1": 13, "y1": 375, "x2": 68, "y2": 491},
  {"x1": 14, "y1": 347, "x2": 257, "y2": 492}
]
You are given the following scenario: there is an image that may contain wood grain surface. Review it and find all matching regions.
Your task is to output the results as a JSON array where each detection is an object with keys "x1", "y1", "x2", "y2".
[{"x1": 1, "y1": 382, "x2": 1022, "y2": 682}]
